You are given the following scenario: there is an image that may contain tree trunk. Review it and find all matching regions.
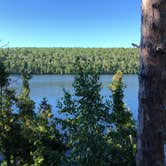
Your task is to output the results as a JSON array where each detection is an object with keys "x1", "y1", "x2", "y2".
[{"x1": 137, "y1": 0, "x2": 166, "y2": 166}]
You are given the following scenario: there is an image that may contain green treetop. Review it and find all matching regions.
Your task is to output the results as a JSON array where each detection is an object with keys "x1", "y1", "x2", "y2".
[
  {"x1": 58, "y1": 57, "x2": 111, "y2": 165},
  {"x1": 108, "y1": 71, "x2": 136, "y2": 166}
]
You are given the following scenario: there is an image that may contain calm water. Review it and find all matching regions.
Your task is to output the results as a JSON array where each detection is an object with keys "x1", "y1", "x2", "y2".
[{"x1": 10, "y1": 75, "x2": 138, "y2": 119}]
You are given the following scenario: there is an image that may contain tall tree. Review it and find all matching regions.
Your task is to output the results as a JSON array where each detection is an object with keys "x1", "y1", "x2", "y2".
[
  {"x1": 58, "y1": 57, "x2": 111, "y2": 165},
  {"x1": 16, "y1": 70, "x2": 35, "y2": 118},
  {"x1": 137, "y1": 0, "x2": 166, "y2": 165},
  {"x1": 109, "y1": 71, "x2": 136, "y2": 166},
  {"x1": 16, "y1": 72, "x2": 66, "y2": 165},
  {"x1": 0, "y1": 61, "x2": 9, "y2": 110}
]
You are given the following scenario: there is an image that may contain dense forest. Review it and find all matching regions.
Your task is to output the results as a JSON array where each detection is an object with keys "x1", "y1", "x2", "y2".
[
  {"x1": 0, "y1": 58, "x2": 136, "y2": 165},
  {"x1": 0, "y1": 48, "x2": 139, "y2": 74}
]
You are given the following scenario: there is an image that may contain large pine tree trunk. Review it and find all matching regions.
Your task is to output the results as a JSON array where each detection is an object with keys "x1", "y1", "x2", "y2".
[{"x1": 137, "y1": 0, "x2": 166, "y2": 165}]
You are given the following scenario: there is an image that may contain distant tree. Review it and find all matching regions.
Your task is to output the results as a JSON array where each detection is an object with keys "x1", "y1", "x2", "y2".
[{"x1": 0, "y1": 47, "x2": 139, "y2": 74}]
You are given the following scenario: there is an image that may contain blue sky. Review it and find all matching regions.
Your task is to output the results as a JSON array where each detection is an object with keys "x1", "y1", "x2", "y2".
[{"x1": 0, "y1": 0, "x2": 141, "y2": 47}]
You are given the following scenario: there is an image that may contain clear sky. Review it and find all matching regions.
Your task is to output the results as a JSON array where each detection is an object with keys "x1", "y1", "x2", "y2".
[{"x1": 0, "y1": 0, "x2": 141, "y2": 48}]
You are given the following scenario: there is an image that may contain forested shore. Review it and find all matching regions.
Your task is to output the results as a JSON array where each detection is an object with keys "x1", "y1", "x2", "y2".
[
  {"x1": 0, "y1": 48, "x2": 139, "y2": 74},
  {"x1": 0, "y1": 58, "x2": 136, "y2": 165}
]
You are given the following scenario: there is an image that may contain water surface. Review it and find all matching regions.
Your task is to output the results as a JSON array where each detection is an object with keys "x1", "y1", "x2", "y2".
[{"x1": 10, "y1": 75, "x2": 138, "y2": 119}]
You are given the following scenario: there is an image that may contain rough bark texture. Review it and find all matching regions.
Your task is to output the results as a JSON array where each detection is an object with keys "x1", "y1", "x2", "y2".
[{"x1": 137, "y1": 0, "x2": 166, "y2": 166}]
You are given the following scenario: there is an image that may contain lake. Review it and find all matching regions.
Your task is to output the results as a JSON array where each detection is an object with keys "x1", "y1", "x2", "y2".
[{"x1": 10, "y1": 74, "x2": 138, "y2": 119}]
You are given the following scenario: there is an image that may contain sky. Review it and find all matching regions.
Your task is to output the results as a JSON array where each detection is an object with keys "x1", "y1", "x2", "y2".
[{"x1": 0, "y1": 0, "x2": 141, "y2": 48}]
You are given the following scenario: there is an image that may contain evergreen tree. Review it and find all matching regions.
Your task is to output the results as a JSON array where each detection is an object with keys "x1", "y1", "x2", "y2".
[
  {"x1": 16, "y1": 69, "x2": 35, "y2": 118},
  {"x1": 0, "y1": 47, "x2": 139, "y2": 74},
  {"x1": 30, "y1": 98, "x2": 66, "y2": 166},
  {"x1": 58, "y1": 57, "x2": 111, "y2": 165},
  {"x1": 108, "y1": 71, "x2": 136, "y2": 166},
  {"x1": 15, "y1": 72, "x2": 66, "y2": 166}
]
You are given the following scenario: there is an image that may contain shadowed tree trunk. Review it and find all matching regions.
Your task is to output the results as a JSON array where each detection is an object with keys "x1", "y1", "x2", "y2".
[{"x1": 137, "y1": 0, "x2": 166, "y2": 166}]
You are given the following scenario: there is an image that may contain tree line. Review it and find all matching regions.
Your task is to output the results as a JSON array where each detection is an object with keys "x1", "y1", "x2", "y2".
[
  {"x1": 0, "y1": 57, "x2": 136, "y2": 165},
  {"x1": 0, "y1": 47, "x2": 139, "y2": 74}
]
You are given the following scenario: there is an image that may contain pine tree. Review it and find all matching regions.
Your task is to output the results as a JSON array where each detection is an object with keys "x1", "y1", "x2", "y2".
[
  {"x1": 108, "y1": 71, "x2": 136, "y2": 166},
  {"x1": 16, "y1": 72, "x2": 66, "y2": 166},
  {"x1": 16, "y1": 69, "x2": 35, "y2": 118}
]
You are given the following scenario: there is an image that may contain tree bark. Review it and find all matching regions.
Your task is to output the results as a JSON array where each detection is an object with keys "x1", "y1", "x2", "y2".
[{"x1": 137, "y1": 0, "x2": 166, "y2": 166}]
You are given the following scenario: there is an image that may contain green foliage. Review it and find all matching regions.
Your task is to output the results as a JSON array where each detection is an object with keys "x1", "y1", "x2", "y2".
[
  {"x1": 108, "y1": 71, "x2": 136, "y2": 166},
  {"x1": 0, "y1": 47, "x2": 139, "y2": 74},
  {"x1": 58, "y1": 57, "x2": 111, "y2": 165},
  {"x1": 0, "y1": 57, "x2": 136, "y2": 165},
  {"x1": 16, "y1": 69, "x2": 35, "y2": 117},
  {"x1": 0, "y1": 67, "x2": 66, "y2": 166},
  {"x1": 0, "y1": 61, "x2": 20, "y2": 166},
  {"x1": 30, "y1": 98, "x2": 66, "y2": 166},
  {"x1": 58, "y1": 60, "x2": 136, "y2": 165},
  {"x1": 0, "y1": 61, "x2": 10, "y2": 112},
  {"x1": 0, "y1": 61, "x2": 9, "y2": 91}
]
